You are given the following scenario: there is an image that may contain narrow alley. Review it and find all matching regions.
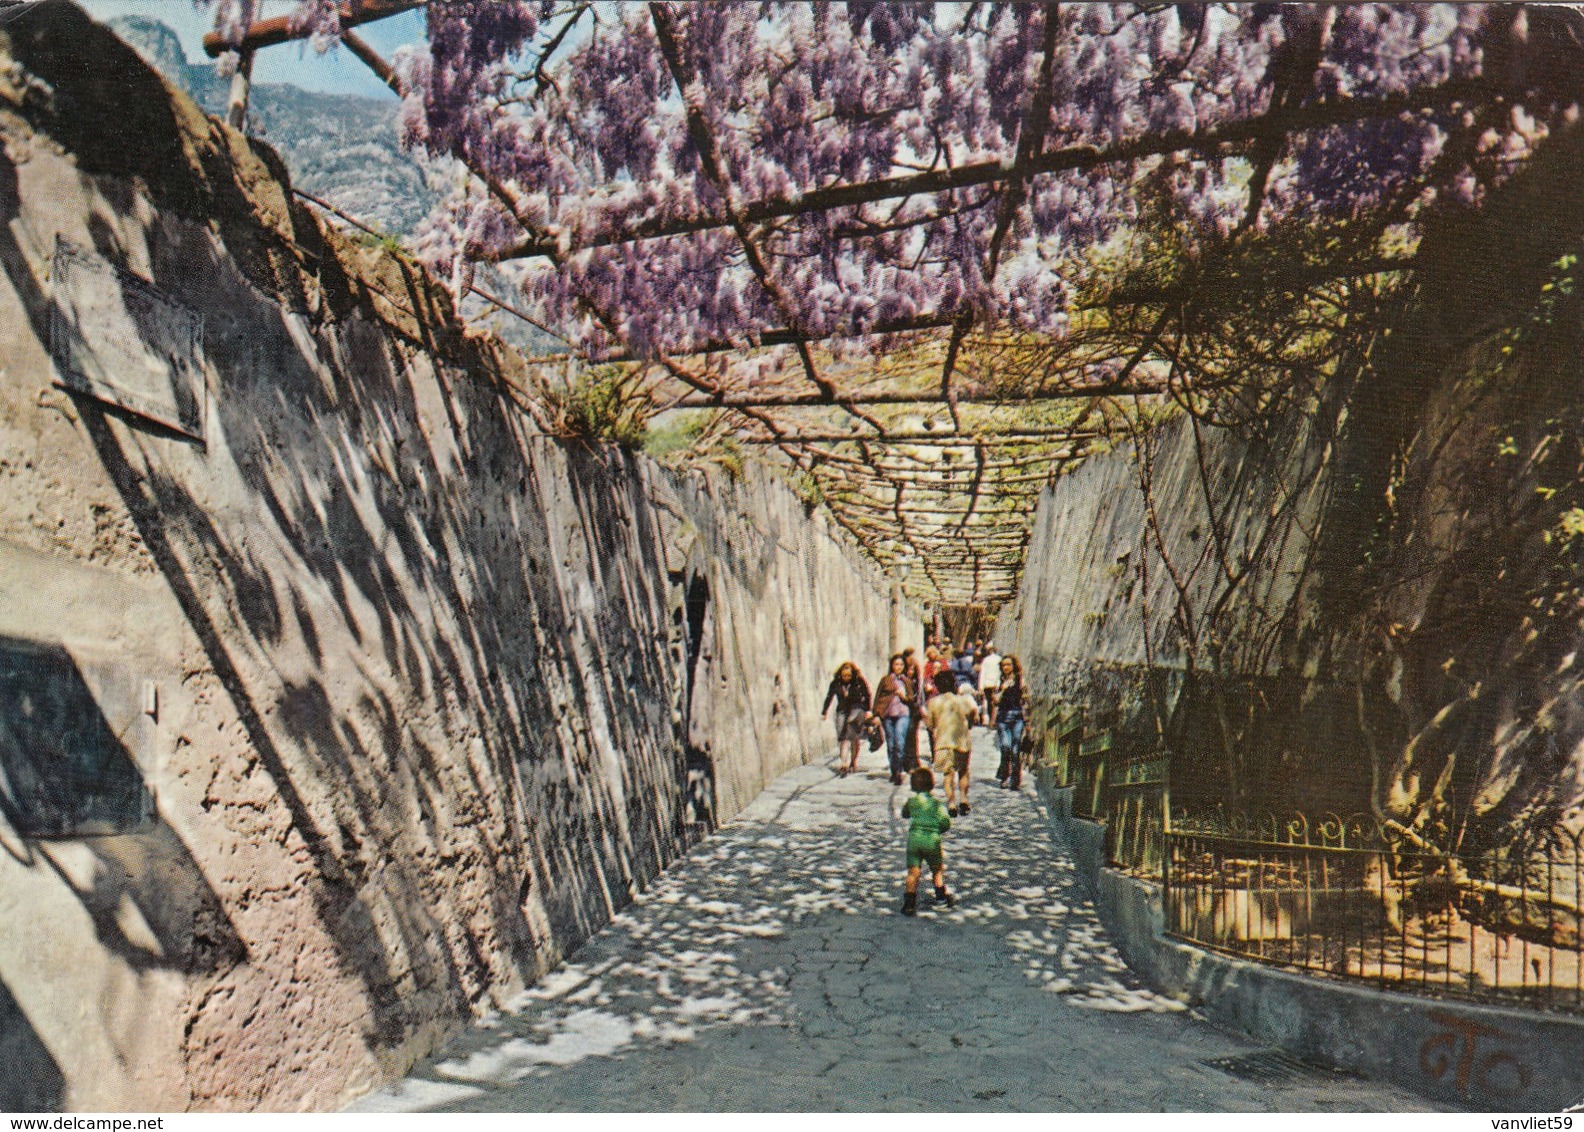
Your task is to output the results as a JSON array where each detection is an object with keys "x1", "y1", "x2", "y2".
[{"x1": 354, "y1": 732, "x2": 1449, "y2": 1113}]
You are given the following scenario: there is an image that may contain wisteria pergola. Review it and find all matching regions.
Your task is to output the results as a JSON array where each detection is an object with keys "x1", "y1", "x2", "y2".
[{"x1": 204, "y1": 1, "x2": 1584, "y2": 608}]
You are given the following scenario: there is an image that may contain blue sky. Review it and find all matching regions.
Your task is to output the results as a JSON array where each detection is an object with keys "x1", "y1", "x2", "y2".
[{"x1": 81, "y1": 1, "x2": 426, "y2": 100}]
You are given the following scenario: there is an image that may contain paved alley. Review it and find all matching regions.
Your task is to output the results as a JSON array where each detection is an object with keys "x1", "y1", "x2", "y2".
[{"x1": 353, "y1": 732, "x2": 1449, "y2": 1112}]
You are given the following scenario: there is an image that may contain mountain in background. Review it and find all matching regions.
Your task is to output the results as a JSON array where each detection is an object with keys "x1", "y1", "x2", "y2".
[
  {"x1": 107, "y1": 14, "x2": 439, "y2": 240},
  {"x1": 105, "y1": 15, "x2": 557, "y2": 352}
]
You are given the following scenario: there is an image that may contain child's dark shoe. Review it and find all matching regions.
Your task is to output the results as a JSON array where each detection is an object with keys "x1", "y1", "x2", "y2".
[
  {"x1": 901, "y1": 892, "x2": 918, "y2": 916},
  {"x1": 958, "y1": 802, "x2": 971, "y2": 815},
  {"x1": 934, "y1": 887, "x2": 955, "y2": 907},
  {"x1": 947, "y1": 805, "x2": 959, "y2": 816}
]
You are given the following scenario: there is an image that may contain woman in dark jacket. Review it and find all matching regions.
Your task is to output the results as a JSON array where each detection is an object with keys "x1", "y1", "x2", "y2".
[
  {"x1": 871, "y1": 653, "x2": 917, "y2": 785},
  {"x1": 821, "y1": 661, "x2": 871, "y2": 776},
  {"x1": 993, "y1": 654, "x2": 1027, "y2": 789}
]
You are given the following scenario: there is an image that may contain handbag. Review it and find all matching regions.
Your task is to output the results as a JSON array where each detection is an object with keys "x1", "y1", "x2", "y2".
[{"x1": 866, "y1": 718, "x2": 884, "y2": 751}]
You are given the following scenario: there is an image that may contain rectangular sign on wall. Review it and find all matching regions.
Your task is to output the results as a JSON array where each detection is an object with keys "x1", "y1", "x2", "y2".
[
  {"x1": 0, "y1": 636, "x2": 156, "y2": 838},
  {"x1": 48, "y1": 237, "x2": 208, "y2": 442}
]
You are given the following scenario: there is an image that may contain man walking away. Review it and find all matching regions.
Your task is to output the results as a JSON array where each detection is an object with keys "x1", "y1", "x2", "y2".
[
  {"x1": 925, "y1": 670, "x2": 978, "y2": 815},
  {"x1": 951, "y1": 645, "x2": 977, "y2": 696}
]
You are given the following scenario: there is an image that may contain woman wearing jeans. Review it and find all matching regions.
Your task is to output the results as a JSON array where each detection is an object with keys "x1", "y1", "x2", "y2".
[
  {"x1": 993, "y1": 655, "x2": 1027, "y2": 790},
  {"x1": 872, "y1": 653, "x2": 916, "y2": 786}
]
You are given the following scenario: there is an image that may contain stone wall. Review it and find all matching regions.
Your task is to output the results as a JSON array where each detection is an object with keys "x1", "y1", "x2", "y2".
[
  {"x1": 1000, "y1": 405, "x2": 1347, "y2": 813},
  {"x1": 1003, "y1": 120, "x2": 1584, "y2": 853},
  {"x1": 0, "y1": 5, "x2": 903, "y2": 1111}
]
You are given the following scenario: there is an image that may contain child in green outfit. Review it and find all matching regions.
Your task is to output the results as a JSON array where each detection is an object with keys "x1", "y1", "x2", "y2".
[{"x1": 900, "y1": 767, "x2": 954, "y2": 915}]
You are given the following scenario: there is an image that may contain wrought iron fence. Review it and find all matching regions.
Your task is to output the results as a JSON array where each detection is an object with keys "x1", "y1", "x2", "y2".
[
  {"x1": 1024, "y1": 699, "x2": 1168, "y2": 876},
  {"x1": 1104, "y1": 755, "x2": 1169, "y2": 878},
  {"x1": 1164, "y1": 812, "x2": 1584, "y2": 1012}
]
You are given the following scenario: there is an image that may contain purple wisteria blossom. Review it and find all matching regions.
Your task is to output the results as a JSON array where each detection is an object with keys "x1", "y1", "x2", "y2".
[{"x1": 214, "y1": 3, "x2": 1584, "y2": 362}]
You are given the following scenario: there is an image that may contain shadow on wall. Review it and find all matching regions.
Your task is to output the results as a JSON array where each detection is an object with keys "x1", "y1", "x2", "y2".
[
  {"x1": 682, "y1": 571, "x2": 716, "y2": 831},
  {"x1": 0, "y1": 637, "x2": 248, "y2": 978},
  {"x1": 0, "y1": 636, "x2": 152, "y2": 838},
  {"x1": 0, "y1": 977, "x2": 64, "y2": 1113},
  {"x1": 0, "y1": 2, "x2": 697, "y2": 1097}
]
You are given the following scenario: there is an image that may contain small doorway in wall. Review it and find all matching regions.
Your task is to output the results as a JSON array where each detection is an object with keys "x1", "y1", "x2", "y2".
[{"x1": 682, "y1": 571, "x2": 717, "y2": 834}]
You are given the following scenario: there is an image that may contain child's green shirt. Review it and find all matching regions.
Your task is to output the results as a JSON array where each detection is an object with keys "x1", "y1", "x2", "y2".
[{"x1": 901, "y1": 790, "x2": 952, "y2": 849}]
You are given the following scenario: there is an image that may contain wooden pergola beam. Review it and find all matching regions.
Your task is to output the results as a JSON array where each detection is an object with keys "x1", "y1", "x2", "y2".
[
  {"x1": 923, "y1": 568, "x2": 1024, "y2": 574},
  {"x1": 202, "y1": 0, "x2": 423, "y2": 56},
  {"x1": 829, "y1": 509, "x2": 1035, "y2": 524},
  {"x1": 815, "y1": 449, "x2": 1076, "y2": 471},
  {"x1": 817, "y1": 475, "x2": 1040, "y2": 490},
  {"x1": 904, "y1": 552, "x2": 1026, "y2": 559},
  {"x1": 925, "y1": 576, "x2": 1020, "y2": 585},
  {"x1": 895, "y1": 543, "x2": 1028, "y2": 551},
  {"x1": 928, "y1": 579, "x2": 1022, "y2": 584},
  {"x1": 912, "y1": 542, "x2": 1030, "y2": 550},
  {"x1": 859, "y1": 540, "x2": 1030, "y2": 552},
  {"x1": 828, "y1": 491, "x2": 1038, "y2": 513},
  {"x1": 570, "y1": 311, "x2": 960, "y2": 364},
  {"x1": 736, "y1": 433, "x2": 1090, "y2": 446},
  {"x1": 830, "y1": 491, "x2": 1042, "y2": 509},
  {"x1": 829, "y1": 523, "x2": 1028, "y2": 543},
  {"x1": 497, "y1": 79, "x2": 1489, "y2": 260},
  {"x1": 668, "y1": 386, "x2": 1158, "y2": 408}
]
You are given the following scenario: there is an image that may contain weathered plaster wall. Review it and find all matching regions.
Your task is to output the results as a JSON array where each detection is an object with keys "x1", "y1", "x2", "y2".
[
  {"x1": 0, "y1": 5, "x2": 900, "y2": 1111},
  {"x1": 1003, "y1": 121, "x2": 1584, "y2": 841},
  {"x1": 1000, "y1": 405, "x2": 1347, "y2": 811},
  {"x1": 660, "y1": 468, "x2": 920, "y2": 822}
]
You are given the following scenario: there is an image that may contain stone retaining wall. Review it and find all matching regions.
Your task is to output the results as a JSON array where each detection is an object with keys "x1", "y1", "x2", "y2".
[{"x1": 0, "y1": 6, "x2": 909, "y2": 1110}]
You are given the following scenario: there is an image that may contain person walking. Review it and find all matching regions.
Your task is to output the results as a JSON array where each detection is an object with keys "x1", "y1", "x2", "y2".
[
  {"x1": 924, "y1": 669, "x2": 978, "y2": 815},
  {"x1": 921, "y1": 645, "x2": 946, "y2": 763},
  {"x1": 899, "y1": 766, "x2": 953, "y2": 915},
  {"x1": 902, "y1": 647, "x2": 923, "y2": 771},
  {"x1": 950, "y1": 644, "x2": 977, "y2": 695},
  {"x1": 978, "y1": 641, "x2": 1002, "y2": 718},
  {"x1": 821, "y1": 661, "x2": 871, "y2": 777},
  {"x1": 993, "y1": 655, "x2": 1027, "y2": 789},
  {"x1": 872, "y1": 653, "x2": 916, "y2": 785}
]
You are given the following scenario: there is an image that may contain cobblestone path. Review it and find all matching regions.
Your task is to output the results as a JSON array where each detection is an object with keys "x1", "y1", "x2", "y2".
[{"x1": 354, "y1": 732, "x2": 1445, "y2": 1112}]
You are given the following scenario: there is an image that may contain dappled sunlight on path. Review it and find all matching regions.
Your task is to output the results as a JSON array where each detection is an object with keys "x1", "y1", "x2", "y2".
[{"x1": 353, "y1": 733, "x2": 1447, "y2": 1112}]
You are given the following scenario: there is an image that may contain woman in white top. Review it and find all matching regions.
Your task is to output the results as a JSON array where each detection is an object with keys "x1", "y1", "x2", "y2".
[{"x1": 978, "y1": 643, "x2": 1002, "y2": 717}]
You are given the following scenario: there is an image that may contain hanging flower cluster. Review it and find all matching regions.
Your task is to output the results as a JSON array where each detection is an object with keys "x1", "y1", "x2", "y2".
[{"x1": 229, "y1": 3, "x2": 1584, "y2": 363}]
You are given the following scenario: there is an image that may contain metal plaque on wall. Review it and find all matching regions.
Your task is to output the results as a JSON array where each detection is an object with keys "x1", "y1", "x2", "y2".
[
  {"x1": 0, "y1": 636, "x2": 156, "y2": 838},
  {"x1": 49, "y1": 237, "x2": 208, "y2": 442}
]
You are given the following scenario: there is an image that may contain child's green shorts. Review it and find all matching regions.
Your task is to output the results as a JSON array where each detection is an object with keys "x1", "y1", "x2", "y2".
[{"x1": 907, "y1": 836, "x2": 944, "y2": 871}]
